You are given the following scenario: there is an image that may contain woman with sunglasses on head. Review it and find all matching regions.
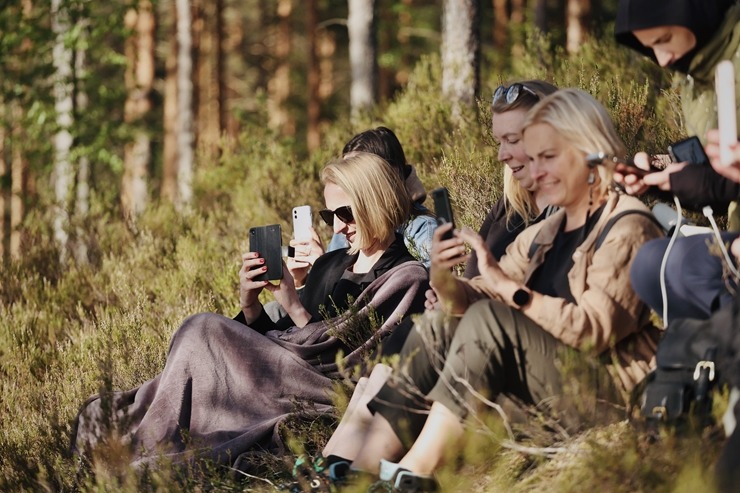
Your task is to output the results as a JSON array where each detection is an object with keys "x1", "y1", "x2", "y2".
[
  {"x1": 613, "y1": 0, "x2": 740, "y2": 322},
  {"x1": 293, "y1": 81, "x2": 559, "y2": 487},
  {"x1": 72, "y1": 152, "x2": 429, "y2": 471},
  {"x1": 326, "y1": 90, "x2": 663, "y2": 491}
]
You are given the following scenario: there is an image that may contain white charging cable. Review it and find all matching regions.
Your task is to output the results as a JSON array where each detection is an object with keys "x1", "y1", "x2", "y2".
[
  {"x1": 658, "y1": 195, "x2": 684, "y2": 327},
  {"x1": 702, "y1": 205, "x2": 740, "y2": 280}
]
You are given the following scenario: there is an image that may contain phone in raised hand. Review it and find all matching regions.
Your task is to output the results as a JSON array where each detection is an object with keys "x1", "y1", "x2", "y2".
[
  {"x1": 431, "y1": 187, "x2": 455, "y2": 240},
  {"x1": 249, "y1": 224, "x2": 283, "y2": 281},
  {"x1": 292, "y1": 205, "x2": 312, "y2": 241}
]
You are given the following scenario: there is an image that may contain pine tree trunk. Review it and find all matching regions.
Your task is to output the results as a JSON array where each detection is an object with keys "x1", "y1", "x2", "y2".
[
  {"x1": 441, "y1": 0, "x2": 479, "y2": 120},
  {"x1": 566, "y1": 0, "x2": 590, "y2": 53},
  {"x1": 161, "y1": 5, "x2": 178, "y2": 203},
  {"x1": 195, "y1": 0, "x2": 222, "y2": 158},
  {"x1": 176, "y1": 0, "x2": 194, "y2": 211},
  {"x1": 51, "y1": 0, "x2": 74, "y2": 263},
  {"x1": 535, "y1": 0, "x2": 548, "y2": 33},
  {"x1": 122, "y1": 1, "x2": 155, "y2": 221},
  {"x1": 318, "y1": 29, "x2": 336, "y2": 102},
  {"x1": 268, "y1": 0, "x2": 293, "y2": 135},
  {"x1": 347, "y1": 0, "x2": 376, "y2": 120},
  {"x1": 306, "y1": 0, "x2": 320, "y2": 151},
  {"x1": 492, "y1": 0, "x2": 508, "y2": 49},
  {"x1": 0, "y1": 105, "x2": 5, "y2": 261},
  {"x1": 10, "y1": 102, "x2": 24, "y2": 261}
]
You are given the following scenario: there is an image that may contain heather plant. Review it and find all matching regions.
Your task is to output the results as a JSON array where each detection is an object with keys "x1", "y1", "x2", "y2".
[{"x1": 0, "y1": 32, "x2": 730, "y2": 493}]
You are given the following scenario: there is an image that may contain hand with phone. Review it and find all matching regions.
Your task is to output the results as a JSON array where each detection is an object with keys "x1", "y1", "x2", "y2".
[
  {"x1": 287, "y1": 227, "x2": 324, "y2": 288},
  {"x1": 239, "y1": 251, "x2": 271, "y2": 324},
  {"x1": 428, "y1": 223, "x2": 469, "y2": 313},
  {"x1": 262, "y1": 261, "x2": 311, "y2": 327}
]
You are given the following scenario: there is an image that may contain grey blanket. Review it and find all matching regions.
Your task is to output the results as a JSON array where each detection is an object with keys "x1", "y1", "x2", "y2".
[{"x1": 73, "y1": 261, "x2": 428, "y2": 469}]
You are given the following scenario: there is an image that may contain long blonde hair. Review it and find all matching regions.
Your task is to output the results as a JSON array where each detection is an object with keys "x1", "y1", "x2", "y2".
[
  {"x1": 492, "y1": 80, "x2": 559, "y2": 225},
  {"x1": 321, "y1": 152, "x2": 411, "y2": 254}
]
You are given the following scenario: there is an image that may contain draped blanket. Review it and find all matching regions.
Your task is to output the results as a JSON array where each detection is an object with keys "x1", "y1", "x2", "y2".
[{"x1": 72, "y1": 261, "x2": 428, "y2": 469}]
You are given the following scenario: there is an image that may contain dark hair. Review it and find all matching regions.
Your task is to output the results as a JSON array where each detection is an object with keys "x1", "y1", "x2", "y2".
[
  {"x1": 342, "y1": 126, "x2": 410, "y2": 179},
  {"x1": 491, "y1": 80, "x2": 559, "y2": 114}
]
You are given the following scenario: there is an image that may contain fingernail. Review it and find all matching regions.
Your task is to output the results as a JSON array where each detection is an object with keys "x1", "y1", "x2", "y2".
[
  {"x1": 262, "y1": 267, "x2": 267, "y2": 271},
  {"x1": 253, "y1": 252, "x2": 259, "y2": 257},
  {"x1": 260, "y1": 258, "x2": 265, "y2": 264}
]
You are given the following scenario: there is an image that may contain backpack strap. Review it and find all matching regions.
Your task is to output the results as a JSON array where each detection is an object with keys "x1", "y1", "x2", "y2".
[{"x1": 528, "y1": 209, "x2": 663, "y2": 259}]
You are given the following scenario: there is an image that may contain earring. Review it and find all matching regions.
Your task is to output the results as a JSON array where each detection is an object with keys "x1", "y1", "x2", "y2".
[{"x1": 587, "y1": 170, "x2": 596, "y2": 185}]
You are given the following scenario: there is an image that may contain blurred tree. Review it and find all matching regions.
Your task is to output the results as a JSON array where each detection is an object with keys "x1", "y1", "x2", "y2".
[
  {"x1": 176, "y1": 0, "x2": 194, "y2": 211},
  {"x1": 162, "y1": 0, "x2": 178, "y2": 203},
  {"x1": 268, "y1": 0, "x2": 294, "y2": 135},
  {"x1": 73, "y1": 14, "x2": 89, "y2": 264},
  {"x1": 307, "y1": 0, "x2": 320, "y2": 150},
  {"x1": 442, "y1": 0, "x2": 479, "y2": 119},
  {"x1": 348, "y1": 0, "x2": 376, "y2": 120},
  {"x1": 566, "y1": 0, "x2": 590, "y2": 53},
  {"x1": 51, "y1": 0, "x2": 74, "y2": 262},
  {"x1": 493, "y1": 0, "x2": 509, "y2": 49},
  {"x1": 0, "y1": 104, "x2": 5, "y2": 260},
  {"x1": 122, "y1": 0, "x2": 155, "y2": 221}
]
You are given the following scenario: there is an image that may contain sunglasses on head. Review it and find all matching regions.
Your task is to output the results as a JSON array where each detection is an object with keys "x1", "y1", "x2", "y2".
[
  {"x1": 493, "y1": 83, "x2": 539, "y2": 105},
  {"x1": 319, "y1": 205, "x2": 354, "y2": 227}
]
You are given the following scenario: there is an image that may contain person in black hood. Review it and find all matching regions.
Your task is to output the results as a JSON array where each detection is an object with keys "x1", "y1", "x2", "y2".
[
  {"x1": 615, "y1": 0, "x2": 735, "y2": 73},
  {"x1": 612, "y1": 0, "x2": 740, "y2": 323}
]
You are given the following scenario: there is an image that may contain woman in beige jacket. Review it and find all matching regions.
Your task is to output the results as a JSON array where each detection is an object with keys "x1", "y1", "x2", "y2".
[{"x1": 329, "y1": 89, "x2": 664, "y2": 491}]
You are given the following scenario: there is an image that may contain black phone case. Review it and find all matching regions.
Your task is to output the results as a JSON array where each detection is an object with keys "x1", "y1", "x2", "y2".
[
  {"x1": 668, "y1": 136, "x2": 709, "y2": 166},
  {"x1": 249, "y1": 224, "x2": 283, "y2": 281},
  {"x1": 431, "y1": 187, "x2": 455, "y2": 240}
]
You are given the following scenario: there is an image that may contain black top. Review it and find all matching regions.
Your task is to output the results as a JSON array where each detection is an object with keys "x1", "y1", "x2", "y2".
[
  {"x1": 464, "y1": 197, "x2": 551, "y2": 279},
  {"x1": 234, "y1": 234, "x2": 417, "y2": 334},
  {"x1": 528, "y1": 205, "x2": 606, "y2": 303}
]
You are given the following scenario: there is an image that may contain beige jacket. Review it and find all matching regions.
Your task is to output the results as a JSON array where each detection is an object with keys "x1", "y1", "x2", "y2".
[{"x1": 461, "y1": 192, "x2": 664, "y2": 396}]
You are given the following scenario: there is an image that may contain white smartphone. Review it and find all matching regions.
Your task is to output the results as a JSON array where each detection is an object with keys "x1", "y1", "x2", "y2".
[{"x1": 292, "y1": 205, "x2": 312, "y2": 241}]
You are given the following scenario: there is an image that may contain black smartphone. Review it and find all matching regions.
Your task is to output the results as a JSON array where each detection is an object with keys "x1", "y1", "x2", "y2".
[
  {"x1": 431, "y1": 187, "x2": 455, "y2": 240},
  {"x1": 668, "y1": 136, "x2": 710, "y2": 166},
  {"x1": 249, "y1": 224, "x2": 283, "y2": 281}
]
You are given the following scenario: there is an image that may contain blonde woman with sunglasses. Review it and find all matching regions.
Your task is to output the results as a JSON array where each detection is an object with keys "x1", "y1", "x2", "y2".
[{"x1": 72, "y1": 152, "x2": 429, "y2": 471}]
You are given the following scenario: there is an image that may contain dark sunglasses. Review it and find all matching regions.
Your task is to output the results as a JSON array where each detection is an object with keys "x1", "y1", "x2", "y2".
[
  {"x1": 319, "y1": 205, "x2": 354, "y2": 227},
  {"x1": 493, "y1": 83, "x2": 539, "y2": 105}
]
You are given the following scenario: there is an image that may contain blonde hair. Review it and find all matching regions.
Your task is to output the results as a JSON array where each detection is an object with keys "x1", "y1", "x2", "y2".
[
  {"x1": 493, "y1": 80, "x2": 559, "y2": 225},
  {"x1": 321, "y1": 152, "x2": 411, "y2": 254},
  {"x1": 523, "y1": 88, "x2": 625, "y2": 196}
]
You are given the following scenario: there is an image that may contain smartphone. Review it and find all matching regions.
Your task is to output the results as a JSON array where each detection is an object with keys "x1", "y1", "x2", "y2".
[
  {"x1": 431, "y1": 187, "x2": 455, "y2": 240},
  {"x1": 249, "y1": 224, "x2": 283, "y2": 281},
  {"x1": 292, "y1": 205, "x2": 313, "y2": 241},
  {"x1": 613, "y1": 159, "x2": 659, "y2": 178},
  {"x1": 668, "y1": 136, "x2": 710, "y2": 166}
]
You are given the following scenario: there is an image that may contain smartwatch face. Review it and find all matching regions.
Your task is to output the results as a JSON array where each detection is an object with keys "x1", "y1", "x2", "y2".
[{"x1": 513, "y1": 288, "x2": 531, "y2": 308}]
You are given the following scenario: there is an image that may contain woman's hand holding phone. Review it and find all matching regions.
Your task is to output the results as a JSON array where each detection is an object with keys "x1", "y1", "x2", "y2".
[
  {"x1": 239, "y1": 252, "x2": 270, "y2": 323},
  {"x1": 287, "y1": 227, "x2": 324, "y2": 287},
  {"x1": 428, "y1": 223, "x2": 469, "y2": 314},
  {"x1": 263, "y1": 262, "x2": 312, "y2": 327}
]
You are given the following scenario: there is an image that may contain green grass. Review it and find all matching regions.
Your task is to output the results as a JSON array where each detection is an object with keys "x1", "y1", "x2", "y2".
[{"x1": 0, "y1": 37, "x2": 728, "y2": 491}]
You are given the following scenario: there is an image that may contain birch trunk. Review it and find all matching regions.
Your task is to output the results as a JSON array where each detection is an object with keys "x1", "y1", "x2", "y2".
[
  {"x1": 347, "y1": 0, "x2": 376, "y2": 120},
  {"x1": 74, "y1": 20, "x2": 90, "y2": 264},
  {"x1": 51, "y1": 0, "x2": 74, "y2": 262},
  {"x1": 175, "y1": 0, "x2": 194, "y2": 211}
]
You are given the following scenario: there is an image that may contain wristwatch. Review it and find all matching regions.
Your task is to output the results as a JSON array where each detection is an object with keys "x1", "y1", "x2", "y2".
[{"x1": 512, "y1": 287, "x2": 532, "y2": 309}]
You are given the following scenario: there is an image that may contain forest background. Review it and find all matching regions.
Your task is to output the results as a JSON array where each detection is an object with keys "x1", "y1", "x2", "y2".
[{"x1": 0, "y1": 0, "x2": 723, "y2": 491}]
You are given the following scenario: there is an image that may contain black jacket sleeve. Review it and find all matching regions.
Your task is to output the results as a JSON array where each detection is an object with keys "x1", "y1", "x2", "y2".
[{"x1": 669, "y1": 165, "x2": 740, "y2": 213}]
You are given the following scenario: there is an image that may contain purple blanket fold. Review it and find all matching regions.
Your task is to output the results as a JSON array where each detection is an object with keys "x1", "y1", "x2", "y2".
[{"x1": 73, "y1": 261, "x2": 427, "y2": 469}]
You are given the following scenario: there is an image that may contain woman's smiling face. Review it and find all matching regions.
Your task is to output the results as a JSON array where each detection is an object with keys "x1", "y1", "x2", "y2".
[
  {"x1": 523, "y1": 122, "x2": 592, "y2": 214},
  {"x1": 492, "y1": 109, "x2": 534, "y2": 190}
]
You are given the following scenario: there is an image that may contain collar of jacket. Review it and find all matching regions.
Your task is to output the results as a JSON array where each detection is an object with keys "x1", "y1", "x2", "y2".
[
  {"x1": 529, "y1": 191, "x2": 630, "y2": 256},
  {"x1": 336, "y1": 233, "x2": 415, "y2": 279},
  {"x1": 687, "y1": 2, "x2": 740, "y2": 85}
]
